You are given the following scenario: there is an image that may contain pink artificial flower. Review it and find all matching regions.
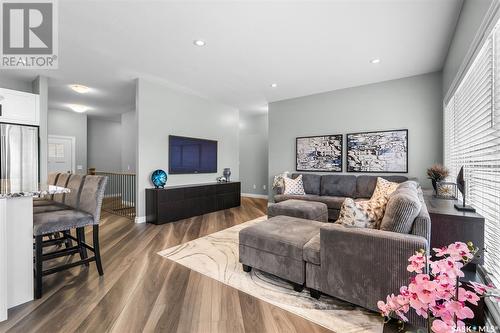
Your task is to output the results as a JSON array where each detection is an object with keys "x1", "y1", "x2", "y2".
[
  {"x1": 434, "y1": 273, "x2": 454, "y2": 299},
  {"x1": 408, "y1": 274, "x2": 438, "y2": 305},
  {"x1": 430, "y1": 258, "x2": 464, "y2": 279},
  {"x1": 458, "y1": 287, "x2": 480, "y2": 305},
  {"x1": 447, "y1": 242, "x2": 473, "y2": 261},
  {"x1": 430, "y1": 304, "x2": 454, "y2": 325},
  {"x1": 469, "y1": 281, "x2": 491, "y2": 295},
  {"x1": 407, "y1": 252, "x2": 427, "y2": 273},
  {"x1": 433, "y1": 247, "x2": 448, "y2": 258},
  {"x1": 445, "y1": 301, "x2": 474, "y2": 320},
  {"x1": 431, "y1": 319, "x2": 454, "y2": 333}
]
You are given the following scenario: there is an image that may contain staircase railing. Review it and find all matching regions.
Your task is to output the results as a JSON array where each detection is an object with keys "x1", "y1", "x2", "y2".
[{"x1": 95, "y1": 171, "x2": 136, "y2": 219}]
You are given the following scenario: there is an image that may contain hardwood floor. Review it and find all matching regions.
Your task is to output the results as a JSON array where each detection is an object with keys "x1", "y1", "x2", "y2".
[{"x1": 0, "y1": 197, "x2": 335, "y2": 333}]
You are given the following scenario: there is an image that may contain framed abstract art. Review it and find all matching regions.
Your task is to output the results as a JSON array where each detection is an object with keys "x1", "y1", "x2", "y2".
[
  {"x1": 296, "y1": 135, "x2": 343, "y2": 172},
  {"x1": 346, "y1": 129, "x2": 408, "y2": 173}
]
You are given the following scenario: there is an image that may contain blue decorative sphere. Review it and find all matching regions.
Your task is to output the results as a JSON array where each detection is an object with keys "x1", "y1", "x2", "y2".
[{"x1": 151, "y1": 169, "x2": 167, "y2": 188}]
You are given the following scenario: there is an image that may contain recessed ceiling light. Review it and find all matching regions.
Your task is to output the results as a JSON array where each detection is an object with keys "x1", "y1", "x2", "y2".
[
  {"x1": 270, "y1": 83, "x2": 278, "y2": 88},
  {"x1": 70, "y1": 84, "x2": 91, "y2": 94},
  {"x1": 68, "y1": 104, "x2": 89, "y2": 113},
  {"x1": 193, "y1": 40, "x2": 206, "y2": 47},
  {"x1": 370, "y1": 58, "x2": 381, "y2": 64}
]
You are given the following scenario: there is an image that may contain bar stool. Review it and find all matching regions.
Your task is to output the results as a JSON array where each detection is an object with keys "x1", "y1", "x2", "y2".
[{"x1": 33, "y1": 175, "x2": 107, "y2": 299}]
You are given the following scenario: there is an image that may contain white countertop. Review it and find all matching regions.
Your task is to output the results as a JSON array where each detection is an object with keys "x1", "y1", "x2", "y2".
[{"x1": 0, "y1": 180, "x2": 70, "y2": 199}]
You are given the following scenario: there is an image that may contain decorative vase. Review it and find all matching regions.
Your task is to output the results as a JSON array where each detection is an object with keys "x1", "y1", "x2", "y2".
[
  {"x1": 151, "y1": 169, "x2": 168, "y2": 189},
  {"x1": 223, "y1": 168, "x2": 231, "y2": 182}
]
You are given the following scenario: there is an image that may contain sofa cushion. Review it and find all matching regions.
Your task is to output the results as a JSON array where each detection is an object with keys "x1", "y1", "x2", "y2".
[
  {"x1": 283, "y1": 175, "x2": 306, "y2": 195},
  {"x1": 275, "y1": 194, "x2": 322, "y2": 203},
  {"x1": 239, "y1": 216, "x2": 324, "y2": 261},
  {"x1": 292, "y1": 173, "x2": 321, "y2": 195},
  {"x1": 369, "y1": 177, "x2": 400, "y2": 227},
  {"x1": 268, "y1": 199, "x2": 328, "y2": 222},
  {"x1": 303, "y1": 233, "x2": 320, "y2": 265},
  {"x1": 380, "y1": 181, "x2": 422, "y2": 234},
  {"x1": 356, "y1": 175, "x2": 408, "y2": 198},
  {"x1": 314, "y1": 196, "x2": 347, "y2": 210},
  {"x1": 320, "y1": 175, "x2": 356, "y2": 197}
]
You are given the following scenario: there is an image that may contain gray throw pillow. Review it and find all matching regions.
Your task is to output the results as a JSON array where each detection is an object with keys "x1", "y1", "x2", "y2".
[{"x1": 380, "y1": 181, "x2": 422, "y2": 234}]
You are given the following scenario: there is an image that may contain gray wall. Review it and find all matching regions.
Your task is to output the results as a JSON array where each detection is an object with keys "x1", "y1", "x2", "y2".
[
  {"x1": 239, "y1": 112, "x2": 268, "y2": 196},
  {"x1": 48, "y1": 109, "x2": 88, "y2": 174},
  {"x1": 135, "y1": 78, "x2": 239, "y2": 220},
  {"x1": 268, "y1": 72, "x2": 443, "y2": 197},
  {"x1": 443, "y1": 0, "x2": 494, "y2": 96},
  {"x1": 121, "y1": 111, "x2": 136, "y2": 172},
  {"x1": 87, "y1": 117, "x2": 122, "y2": 172}
]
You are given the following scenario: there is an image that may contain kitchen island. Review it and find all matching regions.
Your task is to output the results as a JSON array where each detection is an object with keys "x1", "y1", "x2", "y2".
[{"x1": 0, "y1": 184, "x2": 69, "y2": 322}]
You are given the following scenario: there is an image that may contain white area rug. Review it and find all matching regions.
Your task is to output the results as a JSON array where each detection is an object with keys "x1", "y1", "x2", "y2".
[{"x1": 158, "y1": 216, "x2": 383, "y2": 333}]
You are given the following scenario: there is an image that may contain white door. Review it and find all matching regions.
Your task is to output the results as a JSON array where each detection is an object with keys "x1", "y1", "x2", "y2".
[{"x1": 48, "y1": 136, "x2": 75, "y2": 174}]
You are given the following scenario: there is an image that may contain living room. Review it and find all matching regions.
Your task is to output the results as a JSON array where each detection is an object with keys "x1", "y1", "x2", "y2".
[{"x1": 0, "y1": 0, "x2": 499, "y2": 332}]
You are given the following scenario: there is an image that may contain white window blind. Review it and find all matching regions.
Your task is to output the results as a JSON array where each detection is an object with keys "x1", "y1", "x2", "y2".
[{"x1": 444, "y1": 25, "x2": 500, "y2": 287}]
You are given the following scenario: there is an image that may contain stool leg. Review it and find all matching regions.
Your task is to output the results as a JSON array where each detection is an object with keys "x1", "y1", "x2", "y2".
[
  {"x1": 63, "y1": 230, "x2": 72, "y2": 249},
  {"x1": 93, "y1": 225, "x2": 104, "y2": 276},
  {"x1": 76, "y1": 227, "x2": 89, "y2": 267},
  {"x1": 35, "y1": 235, "x2": 43, "y2": 299},
  {"x1": 242, "y1": 264, "x2": 252, "y2": 272}
]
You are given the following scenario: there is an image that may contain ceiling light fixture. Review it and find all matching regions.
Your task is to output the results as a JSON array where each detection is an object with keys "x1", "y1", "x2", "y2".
[
  {"x1": 370, "y1": 58, "x2": 381, "y2": 64},
  {"x1": 68, "y1": 104, "x2": 89, "y2": 113},
  {"x1": 193, "y1": 40, "x2": 206, "y2": 47},
  {"x1": 270, "y1": 83, "x2": 278, "y2": 88},
  {"x1": 70, "y1": 84, "x2": 91, "y2": 94}
]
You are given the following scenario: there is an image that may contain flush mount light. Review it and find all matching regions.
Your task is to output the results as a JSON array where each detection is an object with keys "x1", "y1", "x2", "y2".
[
  {"x1": 70, "y1": 84, "x2": 91, "y2": 94},
  {"x1": 270, "y1": 83, "x2": 278, "y2": 88},
  {"x1": 370, "y1": 58, "x2": 381, "y2": 64},
  {"x1": 68, "y1": 104, "x2": 89, "y2": 113},
  {"x1": 193, "y1": 40, "x2": 206, "y2": 46}
]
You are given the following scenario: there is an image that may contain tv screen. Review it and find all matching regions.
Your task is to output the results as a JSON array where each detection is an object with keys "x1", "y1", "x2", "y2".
[{"x1": 169, "y1": 135, "x2": 218, "y2": 174}]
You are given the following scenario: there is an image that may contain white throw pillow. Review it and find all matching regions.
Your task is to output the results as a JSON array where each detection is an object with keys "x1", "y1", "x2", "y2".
[{"x1": 283, "y1": 175, "x2": 306, "y2": 195}]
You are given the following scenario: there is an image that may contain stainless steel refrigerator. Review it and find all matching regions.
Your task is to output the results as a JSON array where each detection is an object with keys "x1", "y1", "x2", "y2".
[{"x1": 0, "y1": 123, "x2": 39, "y2": 192}]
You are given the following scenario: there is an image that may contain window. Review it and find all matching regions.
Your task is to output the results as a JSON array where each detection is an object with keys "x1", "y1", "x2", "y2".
[{"x1": 444, "y1": 24, "x2": 500, "y2": 287}]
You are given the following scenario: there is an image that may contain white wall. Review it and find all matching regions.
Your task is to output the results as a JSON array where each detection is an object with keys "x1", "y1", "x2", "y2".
[
  {"x1": 443, "y1": 0, "x2": 495, "y2": 96},
  {"x1": 268, "y1": 72, "x2": 443, "y2": 197},
  {"x1": 87, "y1": 117, "x2": 122, "y2": 172},
  {"x1": 239, "y1": 112, "x2": 268, "y2": 196},
  {"x1": 135, "y1": 78, "x2": 239, "y2": 219},
  {"x1": 121, "y1": 111, "x2": 136, "y2": 172},
  {"x1": 48, "y1": 109, "x2": 88, "y2": 173}
]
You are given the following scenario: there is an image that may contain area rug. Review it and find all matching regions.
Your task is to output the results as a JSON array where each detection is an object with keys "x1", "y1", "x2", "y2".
[{"x1": 158, "y1": 216, "x2": 384, "y2": 333}]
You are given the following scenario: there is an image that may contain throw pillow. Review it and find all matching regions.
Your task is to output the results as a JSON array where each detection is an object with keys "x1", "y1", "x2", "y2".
[
  {"x1": 283, "y1": 174, "x2": 306, "y2": 195},
  {"x1": 369, "y1": 177, "x2": 400, "y2": 228},
  {"x1": 380, "y1": 181, "x2": 422, "y2": 234},
  {"x1": 335, "y1": 198, "x2": 378, "y2": 229}
]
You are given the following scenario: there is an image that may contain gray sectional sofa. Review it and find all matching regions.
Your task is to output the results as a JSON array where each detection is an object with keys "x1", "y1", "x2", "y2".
[
  {"x1": 274, "y1": 173, "x2": 409, "y2": 220},
  {"x1": 241, "y1": 173, "x2": 431, "y2": 327}
]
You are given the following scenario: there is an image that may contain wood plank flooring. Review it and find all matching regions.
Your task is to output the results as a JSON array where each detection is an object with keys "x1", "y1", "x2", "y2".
[{"x1": 0, "y1": 197, "x2": 338, "y2": 333}]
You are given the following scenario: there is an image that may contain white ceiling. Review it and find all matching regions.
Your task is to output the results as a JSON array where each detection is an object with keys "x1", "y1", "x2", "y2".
[{"x1": 0, "y1": 0, "x2": 463, "y2": 117}]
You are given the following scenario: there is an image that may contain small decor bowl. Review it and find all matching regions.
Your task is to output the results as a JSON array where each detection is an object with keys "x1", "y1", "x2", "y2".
[{"x1": 151, "y1": 169, "x2": 168, "y2": 189}]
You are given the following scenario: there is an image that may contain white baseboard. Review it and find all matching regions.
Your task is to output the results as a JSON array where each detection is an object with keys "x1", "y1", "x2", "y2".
[
  {"x1": 241, "y1": 193, "x2": 268, "y2": 199},
  {"x1": 135, "y1": 216, "x2": 146, "y2": 224}
]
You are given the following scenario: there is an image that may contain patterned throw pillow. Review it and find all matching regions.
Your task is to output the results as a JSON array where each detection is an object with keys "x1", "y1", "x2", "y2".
[
  {"x1": 283, "y1": 175, "x2": 306, "y2": 195},
  {"x1": 335, "y1": 198, "x2": 377, "y2": 228},
  {"x1": 335, "y1": 177, "x2": 399, "y2": 229},
  {"x1": 368, "y1": 177, "x2": 399, "y2": 228}
]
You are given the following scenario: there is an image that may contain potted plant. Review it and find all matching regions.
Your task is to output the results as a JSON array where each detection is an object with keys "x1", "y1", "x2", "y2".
[
  {"x1": 427, "y1": 164, "x2": 450, "y2": 192},
  {"x1": 378, "y1": 242, "x2": 499, "y2": 332}
]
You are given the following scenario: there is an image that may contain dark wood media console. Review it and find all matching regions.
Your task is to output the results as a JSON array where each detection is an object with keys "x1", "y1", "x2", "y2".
[{"x1": 146, "y1": 182, "x2": 241, "y2": 224}]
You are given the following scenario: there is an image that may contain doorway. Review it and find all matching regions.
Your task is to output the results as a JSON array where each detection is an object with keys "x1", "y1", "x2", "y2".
[{"x1": 48, "y1": 135, "x2": 76, "y2": 174}]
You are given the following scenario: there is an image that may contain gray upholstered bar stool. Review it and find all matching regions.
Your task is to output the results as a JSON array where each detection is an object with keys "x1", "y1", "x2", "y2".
[
  {"x1": 33, "y1": 172, "x2": 60, "y2": 203},
  {"x1": 33, "y1": 172, "x2": 69, "y2": 207},
  {"x1": 33, "y1": 175, "x2": 107, "y2": 299}
]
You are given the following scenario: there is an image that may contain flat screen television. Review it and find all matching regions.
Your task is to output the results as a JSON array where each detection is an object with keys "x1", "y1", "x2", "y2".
[{"x1": 169, "y1": 135, "x2": 218, "y2": 174}]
